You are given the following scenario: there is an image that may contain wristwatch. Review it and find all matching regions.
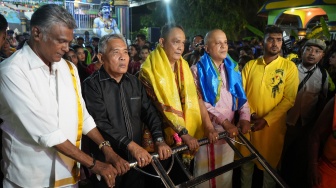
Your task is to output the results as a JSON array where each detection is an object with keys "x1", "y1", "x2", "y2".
[
  {"x1": 155, "y1": 137, "x2": 165, "y2": 143},
  {"x1": 178, "y1": 128, "x2": 188, "y2": 137},
  {"x1": 99, "y1": 140, "x2": 111, "y2": 150}
]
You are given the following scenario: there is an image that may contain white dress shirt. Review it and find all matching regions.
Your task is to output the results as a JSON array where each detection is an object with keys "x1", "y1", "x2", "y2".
[
  {"x1": 0, "y1": 43, "x2": 96, "y2": 187},
  {"x1": 286, "y1": 64, "x2": 329, "y2": 126}
]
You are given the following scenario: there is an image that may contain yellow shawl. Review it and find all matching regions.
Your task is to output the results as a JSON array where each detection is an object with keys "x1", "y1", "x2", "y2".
[{"x1": 139, "y1": 45, "x2": 203, "y2": 145}]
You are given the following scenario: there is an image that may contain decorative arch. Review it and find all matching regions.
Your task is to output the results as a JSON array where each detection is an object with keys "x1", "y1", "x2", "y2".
[{"x1": 258, "y1": 0, "x2": 336, "y2": 39}]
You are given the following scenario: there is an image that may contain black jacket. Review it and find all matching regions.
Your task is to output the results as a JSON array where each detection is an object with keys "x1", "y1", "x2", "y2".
[{"x1": 82, "y1": 67, "x2": 163, "y2": 160}]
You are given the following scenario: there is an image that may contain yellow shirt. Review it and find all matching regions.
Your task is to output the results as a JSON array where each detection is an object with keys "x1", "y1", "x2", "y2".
[{"x1": 241, "y1": 55, "x2": 299, "y2": 169}]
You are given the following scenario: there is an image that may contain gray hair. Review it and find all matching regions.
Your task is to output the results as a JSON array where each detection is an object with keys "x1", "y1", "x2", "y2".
[
  {"x1": 98, "y1": 34, "x2": 127, "y2": 54},
  {"x1": 30, "y1": 4, "x2": 77, "y2": 41},
  {"x1": 161, "y1": 23, "x2": 184, "y2": 40}
]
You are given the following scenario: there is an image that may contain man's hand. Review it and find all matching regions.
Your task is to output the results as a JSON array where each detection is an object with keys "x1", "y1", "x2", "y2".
[
  {"x1": 204, "y1": 127, "x2": 219, "y2": 144},
  {"x1": 127, "y1": 141, "x2": 152, "y2": 167},
  {"x1": 90, "y1": 160, "x2": 118, "y2": 188},
  {"x1": 53, "y1": 139, "x2": 117, "y2": 187},
  {"x1": 252, "y1": 118, "x2": 267, "y2": 132},
  {"x1": 155, "y1": 142, "x2": 172, "y2": 160},
  {"x1": 180, "y1": 134, "x2": 199, "y2": 151},
  {"x1": 103, "y1": 147, "x2": 130, "y2": 176},
  {"x1": 222, "y1": 119, "x2": 238, "y2": 138},
  {"x1": 237, "y1": 119, "x2": 251, "y2": 134}
]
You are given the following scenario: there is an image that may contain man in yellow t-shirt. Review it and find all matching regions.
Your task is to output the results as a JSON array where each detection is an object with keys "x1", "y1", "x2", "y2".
[{"x1": 240, "y1": 25, "x2": 299, "y2": 188}]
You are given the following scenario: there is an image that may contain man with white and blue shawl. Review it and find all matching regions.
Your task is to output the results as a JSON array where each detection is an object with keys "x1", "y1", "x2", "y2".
[{"x1": 191, "y1": 29, "x2": 251, "y2": 188}]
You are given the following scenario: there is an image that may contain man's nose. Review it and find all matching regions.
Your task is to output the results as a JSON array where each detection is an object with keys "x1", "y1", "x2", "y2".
[{"x1": 62, "y1": 43, "x2": 69, "y2": 52}]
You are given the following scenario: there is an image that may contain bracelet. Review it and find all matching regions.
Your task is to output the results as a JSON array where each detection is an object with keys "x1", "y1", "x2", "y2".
[
  {"x1": 88, "y1": 155, "x2": 96, "y2": 170},
  {"x1": 99, "y1": 140, "x2": 111, "y2": 150}
]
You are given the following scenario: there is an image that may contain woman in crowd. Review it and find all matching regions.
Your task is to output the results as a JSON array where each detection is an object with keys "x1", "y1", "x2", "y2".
[
  {"x1": 0, "y1": 39, "x2": 14, "y2": 61},
  {"x1": 139, "y1": 45, "x2": 151, "y2": 64},
  {"x1": 73, "y1": 45, "x2": 90, "y2": 82},
  {"x1": 128, "y1": 44, "x2": 141, "y2": 75},
  {"x1": 64, "y1": 48, "x2": 79, "y2": 66}
]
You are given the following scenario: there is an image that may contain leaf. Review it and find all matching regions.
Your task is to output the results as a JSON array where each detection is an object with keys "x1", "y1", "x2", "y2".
[
  {"x1": 290, "y1": 29, "x2": 298, "y2": 40},
  {"x1": 242, "y1": 36, "x2": 255, "y2": 41},
  {"x1": 320, "y1": 17, "x2": 331, "y2": 40},
  {"x1": 245, "y1": 24, "x2": 264, "y2": 38}
]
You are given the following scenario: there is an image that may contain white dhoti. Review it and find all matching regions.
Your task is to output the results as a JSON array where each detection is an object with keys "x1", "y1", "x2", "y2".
[{"x1": 194, "y1": 138, "x2": 234, "y2": 188}]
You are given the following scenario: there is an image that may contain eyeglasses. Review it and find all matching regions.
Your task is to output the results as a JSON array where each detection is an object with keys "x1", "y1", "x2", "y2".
[{"x1": 304, "y1": 47, "x2": 323, "y2": 55}]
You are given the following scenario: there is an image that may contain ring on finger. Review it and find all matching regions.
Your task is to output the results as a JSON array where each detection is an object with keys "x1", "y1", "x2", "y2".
[
  {"x1": 233, "y1": 132, "x2": 236, "y2": 136},
  {"x1": 108, "y1": 174, "x2": 112, "y2": 178},
  {"x1": 140, "y1": 158, "x2": 145, "y2": 161}
]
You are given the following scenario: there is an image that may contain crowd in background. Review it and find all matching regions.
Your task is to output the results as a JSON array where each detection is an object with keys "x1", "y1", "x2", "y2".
[{"x1": 0, "y1": 7, "x2": 336, "y2": 187}]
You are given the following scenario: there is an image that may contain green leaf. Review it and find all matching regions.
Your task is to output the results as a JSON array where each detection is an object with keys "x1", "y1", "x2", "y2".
[
  {"x1": 320, "y1": 17, "x2": 331, "y2": 40},
  {"x1": 245, "y1": 24, "x2": 264, "y2": 38},
  {"x1": 290, "y1": 29, "x2": 298, "y2": 41}
]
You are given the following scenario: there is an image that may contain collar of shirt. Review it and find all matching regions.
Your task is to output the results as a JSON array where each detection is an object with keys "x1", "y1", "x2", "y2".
[
  {"x1": 262, "y1": 55, "x2": 281, "y2": 65},
  {"x1": 51, "y1": 62, "x2": 58, "y2": 76},
  {"x1": 217, "y1": 63, "x2": 223, "y2": 73},
  {"x1": 23, "y1": 43, "x2": 62, "y2": 73},
  {"x1": 97, "y1": 66, "x2": 130, "y2": 83},
  {"x1": 298, "y1": 63, "x2": 317, "y2": 73}
]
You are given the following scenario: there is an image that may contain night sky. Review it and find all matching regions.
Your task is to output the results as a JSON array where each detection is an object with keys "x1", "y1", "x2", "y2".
[{"x1": 130, "y1": 2, "x2": 156, "y2": 32}]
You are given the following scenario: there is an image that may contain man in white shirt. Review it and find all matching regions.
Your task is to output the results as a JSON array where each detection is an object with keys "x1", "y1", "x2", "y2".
[
  {"x1": 0, "y1": 4, "x2": 128, "y2": 188},
  {"x1": 282, "y1": 39, "x2": 328, "y2": 188}
]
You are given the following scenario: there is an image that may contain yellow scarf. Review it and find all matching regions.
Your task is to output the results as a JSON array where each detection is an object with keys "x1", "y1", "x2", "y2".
[
  {"x1": 139, "y1": 45, "x2": 203, "y2": 145},
  {"x1": 54, "y1": 61, "x2": 83, "y2": 187}
]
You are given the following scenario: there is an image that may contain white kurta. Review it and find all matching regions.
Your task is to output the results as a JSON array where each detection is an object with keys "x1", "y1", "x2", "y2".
[{"x1": 0, "y1": 43, "x2": 96, "y2": 187}]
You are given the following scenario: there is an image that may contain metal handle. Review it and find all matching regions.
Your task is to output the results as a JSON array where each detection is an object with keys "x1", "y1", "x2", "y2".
[{"x1": 129, "y1": 132, "x2": 229, "y2": 168}]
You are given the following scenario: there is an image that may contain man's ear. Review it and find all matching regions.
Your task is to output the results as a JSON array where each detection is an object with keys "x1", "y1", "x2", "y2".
[
  {"x1": 204, "y1": 45, "x2": 209, "y2": 53},
  {"x1": 31, "y1": 26, "x2": 41, "y2": 41},
  {"x1": 159, "y1": 38, "x2": 164, "y2": 47},
  {"x1": 97, "y1": 53, "x2": 103, "y2": 63}
]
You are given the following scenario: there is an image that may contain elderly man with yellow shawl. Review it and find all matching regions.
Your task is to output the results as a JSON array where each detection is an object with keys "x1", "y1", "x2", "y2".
[{"x1": 139, "y1": 23, "x2": 219, "y2": 186}]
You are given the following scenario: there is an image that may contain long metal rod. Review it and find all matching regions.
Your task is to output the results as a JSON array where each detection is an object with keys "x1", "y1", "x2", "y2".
[
  {"x1": 176, "y1": 154, "x2": 257, "y2": 188},
  {"x1": 224, "y1": 137, "x2": 244, "y2": 158},
  {"x1": 128, "y1": 131, "x2": 288, "y2": 188},
  {"x1": 151, "y1": 157, "x2": 176, "y2": 188},
  {"x1": 237, "y1": 132, "x2": 289, "y2": 188},
  {"x1": 173, "y1": 154, "x2": 193, "y2": 180},
  {"x1": 129, "y1": 132, "x2": 229, "y2": 168}
]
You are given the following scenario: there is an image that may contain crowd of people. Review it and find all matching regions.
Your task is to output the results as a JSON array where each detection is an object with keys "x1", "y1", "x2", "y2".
[{"x1": 1, "y1": 4, "x2": 336, "y2": 188}]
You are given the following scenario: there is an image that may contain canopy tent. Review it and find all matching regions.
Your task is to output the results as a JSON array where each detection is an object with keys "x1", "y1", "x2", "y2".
[{"x1": 0, "y1": 7, "x2": 20, "y2": 24}]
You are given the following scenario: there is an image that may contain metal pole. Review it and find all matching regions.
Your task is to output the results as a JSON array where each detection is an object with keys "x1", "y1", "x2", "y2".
[
  {"x1": 129, "y1": 132, "x2": 229, "y2": 168},
  {"x1": 129, "y1": 131, "x2": 288, "y2": 188},
  {"x1": 151, "y1": 157, "x2": 176, "y2": 188},
  {"x1": 237, "y1": 132, "x2": 289, "y2": 188},
  {"x1": 224, "y1": 136, "x2": 244, "y2": 158},
  {"x1": 176, "y1": 154, "x2": 257, "y2": 188},
  {"x1": 173, "y1": 154, "x2": 193, "y2": 180}
]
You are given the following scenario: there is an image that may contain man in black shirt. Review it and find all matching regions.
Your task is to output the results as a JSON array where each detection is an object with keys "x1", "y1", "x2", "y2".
[{"x1": 83, "y1": 34, "x2": 171, "y2": 188}]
